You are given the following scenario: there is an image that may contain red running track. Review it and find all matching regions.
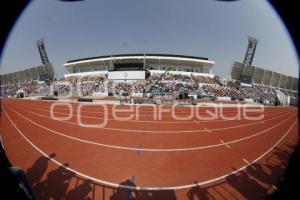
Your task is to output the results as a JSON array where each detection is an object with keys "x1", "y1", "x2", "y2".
[{"x1": 0, "y1": 99, "x2": 298, "y2": 200}]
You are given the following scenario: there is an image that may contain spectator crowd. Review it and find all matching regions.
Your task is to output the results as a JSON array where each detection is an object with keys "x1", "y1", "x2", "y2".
[
  {"x1": 1, "y1": 71, "x2": 280, "y2": 104},
  {"x1": 1, "y1": 81, "x2": 49, "y2": 97}
]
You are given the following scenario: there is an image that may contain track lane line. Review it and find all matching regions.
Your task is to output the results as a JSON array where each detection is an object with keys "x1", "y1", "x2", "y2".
[
  {"x1": 10, "y1": 99, "x2": 278, "y2": 115},
  {"x1": 6, "y1": 103, "x2": 292, "y2": 134},
  {"x1": 3, "y1": 105, "x2": 296, "y2": 152},
  {"x1": 8, "y1": 99, "x2": 280, "y2": 119},
  {"x1": 3, "y1": 107, "x2": 297, "y2": 190},
  {"x1": 10, "y1": 101, "x2": 286, "y2": 124}
]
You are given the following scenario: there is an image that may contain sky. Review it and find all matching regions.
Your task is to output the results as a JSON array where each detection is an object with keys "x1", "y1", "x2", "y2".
[{"x1": 0, "y1": 0, "x2": 298, "y2": 79}]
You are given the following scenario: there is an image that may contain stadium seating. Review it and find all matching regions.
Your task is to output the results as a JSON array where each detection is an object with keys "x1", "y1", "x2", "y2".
[{"x1": 1, "y1": 70, "x2": 296, "y2": 106}]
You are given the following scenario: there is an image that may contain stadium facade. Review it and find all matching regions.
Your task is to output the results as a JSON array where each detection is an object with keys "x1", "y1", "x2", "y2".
[
  {"x1": 64, "y1": 54, "x2": 215, "y2": 76},
  {"x1": 0, "y1": 63, "x2": 55, "y2": 85},
  {"x1": 231, "y1": 61, "x2": 298, "y2": 91}
]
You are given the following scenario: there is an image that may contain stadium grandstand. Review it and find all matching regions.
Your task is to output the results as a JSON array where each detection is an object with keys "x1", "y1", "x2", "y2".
[
  {"x1": 1, "y1": 54, "x2": 298, "y2": 106},
  {"x1": 0, "y1": 63, "x2": 55, "y2": 85},
  {"x1": 60, "y1": 53, "x2": 217, "y2": 99},
  {"x1": 0, "y1": 63, "x2": 55, "y2": 98},
  {"x1": 230, "y1": 61, "x2": 298, "y2": 105}
]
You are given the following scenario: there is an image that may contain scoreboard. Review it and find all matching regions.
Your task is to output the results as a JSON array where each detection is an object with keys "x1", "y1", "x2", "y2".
[
  {"x1": 240, "y1": 75, "x2": 252, "y2": 84},
  {"x1": 108, "y1": 71, "x2": 145, "y2": 80},
  {"x1": 108, "y1": 62, "x2": 145, "y2": 80}
]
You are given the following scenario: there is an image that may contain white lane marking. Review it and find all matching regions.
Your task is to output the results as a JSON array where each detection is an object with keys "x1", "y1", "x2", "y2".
[
  {"x1": 9, "y1": 98, "x2": 293, "y2": 113},
  {"x1": 0, "y1": 107, "x2": 5, "y2": 150},
  {"x1": 7, "y1": 104, "x2": 290, "y2": 133},
  {"x1": 9, "y1": 99, "x2": 286, "y2": 122},
  {"x1": 3, "y1": 108, "x2": 297, "y2": 190},
  {"x1": 4, "y1": 105, "x2": 296, "y2": 152},
  {"x1": 10, "y1": 99, "x2": 274, "y2": 115},
  {"x1": 12, "y1": 102, "x2": 285, "y2": 124},
  {"x1": 0, "y1": 131, "x2": 4, "y2": 150},
  {"x1": 8, "y1": 101, "x2": 282, "y2": 124}
]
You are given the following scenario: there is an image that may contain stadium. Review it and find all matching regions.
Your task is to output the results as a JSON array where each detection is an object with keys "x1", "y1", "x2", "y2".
[
  {"x1": 1, "y1": 48, "x2": 299, "y2": 199},
  {"x1": 0, "y1": 2, "x2": 299, "y2": 198},
  {"x1": 62, "y1": 53, "x2": 216, "y2": 99}
]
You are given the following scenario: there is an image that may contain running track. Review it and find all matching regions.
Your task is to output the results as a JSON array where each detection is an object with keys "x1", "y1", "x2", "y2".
[{"x1": 0, "y1": 99, "x2": 298, "y2": 200}]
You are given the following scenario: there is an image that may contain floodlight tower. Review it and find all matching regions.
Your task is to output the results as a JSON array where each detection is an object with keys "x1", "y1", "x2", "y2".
[
  {"x1": 36, "y1": 39, "x2": 50, "y2": 64},
  {"x1": 243, "y1": 36, "x2": 258, "y2": 65}
]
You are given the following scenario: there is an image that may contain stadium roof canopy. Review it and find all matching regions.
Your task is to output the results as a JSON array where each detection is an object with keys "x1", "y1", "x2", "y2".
[
  {"x1": 0, "y1": 63, "x2": 55, "y2": 85},
  {"x1": 231, "y1": 61, "x2": 298, "y2": 91},
  {"x1": 66, "y1": 53, "x2": 211, "y2": 64},
  {"x1": 64, "y1": 53, "x2": 215, "y2": 74}
]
